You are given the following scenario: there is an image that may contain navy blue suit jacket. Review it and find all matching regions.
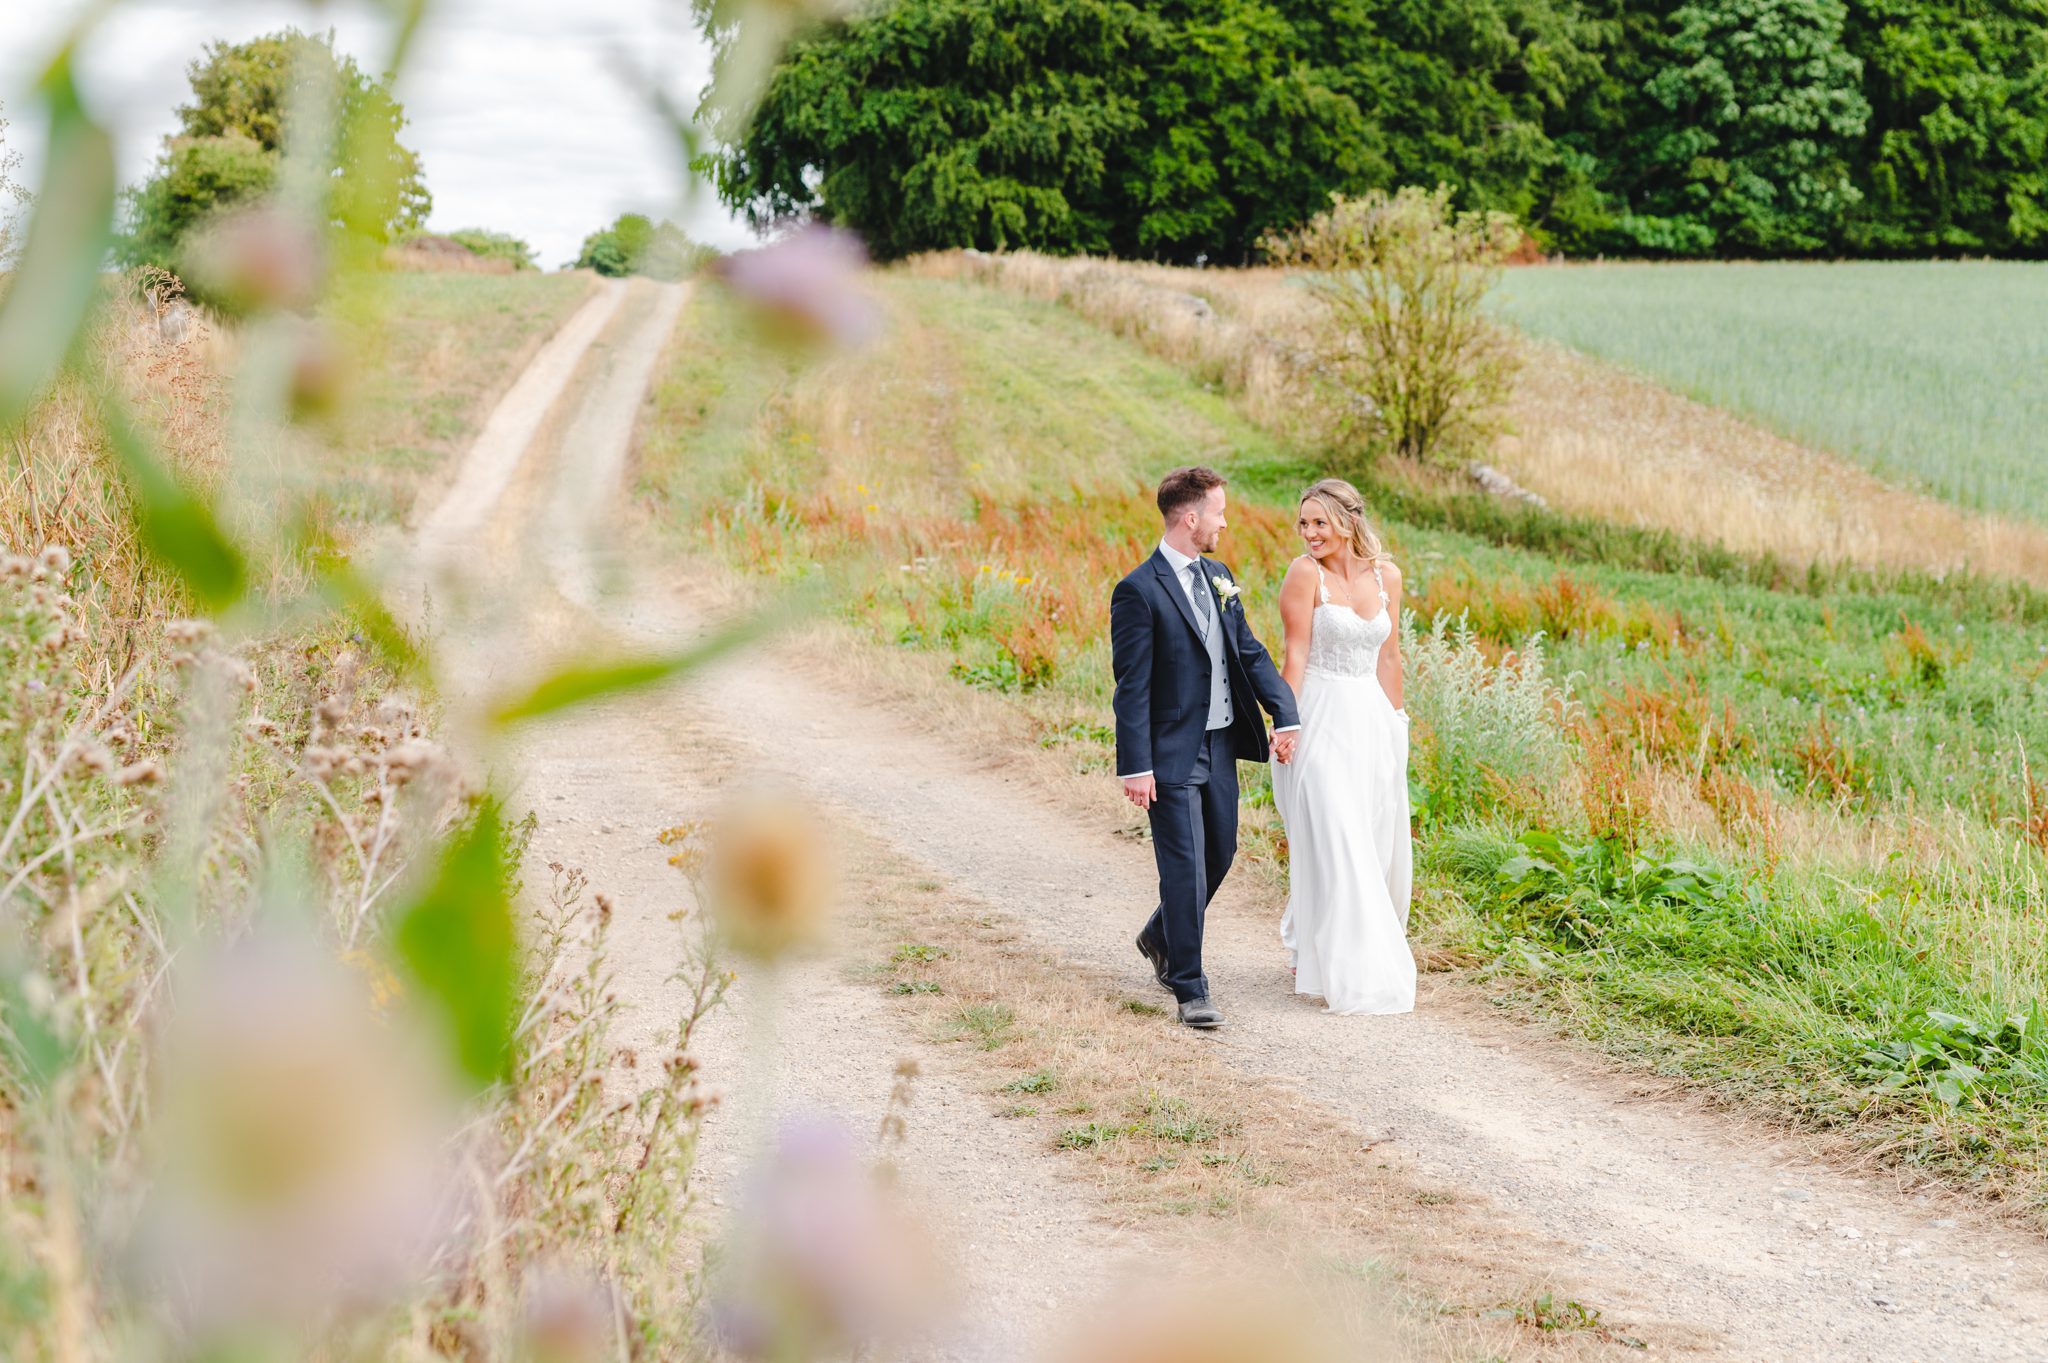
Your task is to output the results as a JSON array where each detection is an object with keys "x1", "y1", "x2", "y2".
[{"x1": 1110, "y1": 550, "x2": 1299, "y2": 785}]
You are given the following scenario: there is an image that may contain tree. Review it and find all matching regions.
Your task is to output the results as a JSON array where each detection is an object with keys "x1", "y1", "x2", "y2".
[
  {"x1": 1838, "y1": 0, "x2": 2048, "y2": 255},
  {"x1": 119, "y1": 135, "x2": 278, "y2": 270},
  {"x1": 574, "y1": 215, "x2": 706, "y2": 278},
  {"x1": 706, "y1": 0, "x2": 1603, "y2": 262},
  {"x1": 118, "y1": 29, "x2": 429, "y2": 268},
  {"x1": 176, "y1": 29, "x2": 430, "y2": 236},
  {"x1": 1266, "y1": 186, "x2": 1521, "y2": 467},
  {"x1": 1587, "y1": 0, "x2": 1870, "y2": 254}
]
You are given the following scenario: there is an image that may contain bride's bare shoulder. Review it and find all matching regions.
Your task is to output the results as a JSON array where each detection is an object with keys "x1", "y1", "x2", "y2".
[
  {"x1": 1281, "y1": 556, "x2": 1319, "y2": 590},
  {"x1": 1377, "y1": 557, "x2": 1404, "y2": 591}
]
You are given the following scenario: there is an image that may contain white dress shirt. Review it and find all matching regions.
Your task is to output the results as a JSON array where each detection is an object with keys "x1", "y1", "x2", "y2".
[{"x1": 1121, "y1": 541, "x2": 1297, "y2": 781}]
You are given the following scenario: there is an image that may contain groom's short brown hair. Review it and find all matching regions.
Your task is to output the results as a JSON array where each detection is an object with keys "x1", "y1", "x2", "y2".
[{"x1": 1157, "y1": 465, "x2": 1225, "y2": 521}]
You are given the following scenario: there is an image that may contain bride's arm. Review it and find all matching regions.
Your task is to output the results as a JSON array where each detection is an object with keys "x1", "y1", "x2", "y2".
[
  {"x1": 1377, "y1": 560, "x2": 1405, "y2": 709},
  {"x1": 1278, "y1": 557, "x2": 1316, "y2": 698}
]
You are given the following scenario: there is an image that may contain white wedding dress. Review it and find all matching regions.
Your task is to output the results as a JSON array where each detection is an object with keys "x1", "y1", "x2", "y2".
[{"x1": 1273, "y1": 560, "x2": 1417, "y2": 1015}]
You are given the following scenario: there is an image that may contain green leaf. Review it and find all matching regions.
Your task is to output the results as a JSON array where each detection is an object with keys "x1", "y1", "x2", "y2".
[
  {"x1": 392, "y1": 803, "x2": 518, "y2": 1088},
  {"x1": 486, "y1": 595, "x2": 809, "y2": 727},
  {"x1": 97, "y1": 394, "x2": 247, "y2": 611},
  {"x1": 0, "y1": 57, "x2": 115, "y2": 432},
  {"x1": 315, "y1": 556, "x2": 426, "y2": 682},
  {"x1": 0, "y1": 955, "x2": 70, "y2": 1098}
]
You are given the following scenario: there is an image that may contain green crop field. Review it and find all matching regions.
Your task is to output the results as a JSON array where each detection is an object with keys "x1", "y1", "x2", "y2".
[{"x1": 1488, "y1": 262, "x2": 2048, "y2": 523}]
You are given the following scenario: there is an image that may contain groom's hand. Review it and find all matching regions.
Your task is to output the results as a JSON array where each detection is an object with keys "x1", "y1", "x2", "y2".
[
  {"x1": 1272, "y1": 730, "x2": 1297, "y2": 764},
  {"x1": 1121, "y1": 774, "x2": 1157, "y2": 811}
]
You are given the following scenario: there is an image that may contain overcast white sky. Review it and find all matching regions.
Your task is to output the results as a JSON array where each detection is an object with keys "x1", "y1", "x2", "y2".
[{"x1": 0, "y1": 0, "x2": 755, "y2": 267}]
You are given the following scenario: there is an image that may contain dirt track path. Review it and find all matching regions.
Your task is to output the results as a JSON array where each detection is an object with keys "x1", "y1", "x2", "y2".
[
  {"x1": 408, "y1": 278, "x2": 1146, "y2": 1362},
  {"x1": 414, "y1": 278, "x2": 2048, "y2": 1362}
]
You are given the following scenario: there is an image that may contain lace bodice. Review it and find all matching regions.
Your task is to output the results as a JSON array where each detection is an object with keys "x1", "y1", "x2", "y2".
[{"x1": 1305, "y1": 561, "x2": 1391, "y2": 678}]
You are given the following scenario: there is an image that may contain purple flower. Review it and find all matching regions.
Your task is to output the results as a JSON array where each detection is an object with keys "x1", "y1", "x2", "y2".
[
  {"x1": 710, "y1": 1116, "x2": 943, "y2": 1359},
  {"x1": 714, "y1": 226, "x2": 882, "y2": 347}
]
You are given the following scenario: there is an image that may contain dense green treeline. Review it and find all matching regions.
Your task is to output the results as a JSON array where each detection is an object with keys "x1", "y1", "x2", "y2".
[{"x1": 707, "y1": 0, "x2": 2048, "y2": 261}]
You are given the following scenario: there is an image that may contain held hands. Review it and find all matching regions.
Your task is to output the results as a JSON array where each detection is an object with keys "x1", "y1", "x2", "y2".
[
  {"x1": 1271, "y1": 729, "x2": 1297, "y2": 764},
  {"x1": 1122, "y1": 773, "x2": 1158, "y2": 811}
]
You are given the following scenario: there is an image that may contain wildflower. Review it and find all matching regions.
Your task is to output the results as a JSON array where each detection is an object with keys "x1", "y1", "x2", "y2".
[
  {"x1": 705, "y1": 792, "x2": 835, "y2": 960},
  {"x1": 182, "y1": 205, "x2": 325, "y2": 315},
  {"x1": 713, "y1": 226, "x2": 881, "y2": 348},
  {"x1": 710, "y1": 1117, "x2": 944, "y2": 1359},
  {"x1": 287, "y1": 319, "x2": 350, "y2": 420},
  {"x1": 134, "y1": 932, "x2": 461, "y2": 1334},
  {"x1": 519, "y1": 1263, "x2": 620, "y2": 1363}
]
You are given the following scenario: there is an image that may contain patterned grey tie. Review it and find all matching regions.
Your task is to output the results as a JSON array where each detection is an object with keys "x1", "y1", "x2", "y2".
[{"x1": 1187, "y1": 562, "x2": 1213, "y2": 640}]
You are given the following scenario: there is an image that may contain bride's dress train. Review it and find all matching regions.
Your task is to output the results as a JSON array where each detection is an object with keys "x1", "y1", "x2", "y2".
[{"x1": 1273, "y1": 562, "x2": 1416, "y2": 1015}]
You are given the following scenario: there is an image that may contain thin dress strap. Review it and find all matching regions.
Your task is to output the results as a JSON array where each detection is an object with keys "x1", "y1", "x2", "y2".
[
  {"x1": 1310, "y1": 557, "x2": 1331, "y2": 604},
  {"x1": 1372, "y1": 562, "x2": 1389, "y2": 606}
]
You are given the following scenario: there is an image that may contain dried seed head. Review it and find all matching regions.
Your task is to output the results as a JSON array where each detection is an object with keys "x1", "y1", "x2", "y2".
[
  {"x1": 37, "y1": 545, "x2": 71, "y2": 576},
  {"x1": 166, "y1": 619, "x2": 214, "y2": 645},
  {"x1": 383, "y1": 738, "x2": 441, "y2": 786},
  {"x1": 0, "y1": 555, "x2": 30, "y2": 580}
]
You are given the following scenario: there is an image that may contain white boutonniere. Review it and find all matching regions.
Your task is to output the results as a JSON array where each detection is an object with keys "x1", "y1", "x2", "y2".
[{"x1": 1211, "y1": 575, "x2": 1242, "y2": 610}]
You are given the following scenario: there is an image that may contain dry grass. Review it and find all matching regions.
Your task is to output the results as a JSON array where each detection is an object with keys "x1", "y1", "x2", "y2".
[
  {"x1": 919, "y1": 250, "x2": 2048, "y2": 587},
  {"x1": 1499, "y1": 338, "x2": 2048, "y2": 584},
  {"x1": 2, "y1": 288, "x2": 227, "y2": 680}
]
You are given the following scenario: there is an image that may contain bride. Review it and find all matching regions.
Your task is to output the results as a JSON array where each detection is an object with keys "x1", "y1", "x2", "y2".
[{"x1": 1271, "y1": 478, "x2": 1417, "y2": 1015}]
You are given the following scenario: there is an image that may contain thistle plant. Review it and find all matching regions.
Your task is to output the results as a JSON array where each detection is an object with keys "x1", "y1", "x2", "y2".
[{"x1": 0, "y1": 2, "x2": 884, "y2": 1360}]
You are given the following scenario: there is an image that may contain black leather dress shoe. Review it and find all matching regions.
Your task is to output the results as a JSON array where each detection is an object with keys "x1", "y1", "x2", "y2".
[
  {"x1": 1135, "y1": 933, "x2": 1171, "y2": 991},
  {"x1": 1177, "y1": 997, "x2": 1224, "y2": 1029}
]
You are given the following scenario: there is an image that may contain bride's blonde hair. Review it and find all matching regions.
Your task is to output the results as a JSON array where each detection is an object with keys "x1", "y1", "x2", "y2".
[{"x1": 1298, "y1": 478, "x2": 1388, "y2": 564}]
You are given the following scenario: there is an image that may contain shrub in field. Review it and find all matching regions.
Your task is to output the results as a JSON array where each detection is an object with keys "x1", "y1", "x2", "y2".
[
  {"x1": 1264, "y1": 186, "x2": 1520, "y2": 468},
  {"x1": 574, "y1": 213, "x2": 707, "y2": 279},
  {"x1": 446, "y1": 227, "x2": 538, "y2": 270}
]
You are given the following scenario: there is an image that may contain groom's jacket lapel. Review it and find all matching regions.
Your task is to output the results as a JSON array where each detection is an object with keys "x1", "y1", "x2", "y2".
[
  {"x1": 1203, "y1": 559, "x2": 1241, "y2": 656},
  {"x1": 1150, "y1": 549, "x2": 1209, "y2": 648}
]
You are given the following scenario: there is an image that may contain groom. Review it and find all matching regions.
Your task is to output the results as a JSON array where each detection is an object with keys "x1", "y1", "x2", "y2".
[{"x1": 1111, "y1": 466, "x2": 1299, "y2": 1029}]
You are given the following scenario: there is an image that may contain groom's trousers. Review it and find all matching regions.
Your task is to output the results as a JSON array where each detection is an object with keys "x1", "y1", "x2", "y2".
[{"x1": 1139, "y1": 727, "x2": 1238, "y2": 1004}]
